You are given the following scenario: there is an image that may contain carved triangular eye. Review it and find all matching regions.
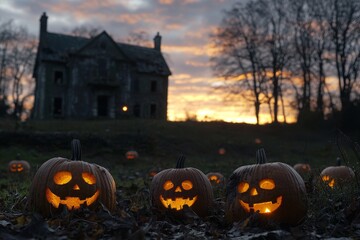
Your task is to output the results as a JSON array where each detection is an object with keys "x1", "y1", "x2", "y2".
[{"x1": 54, "y1": 171, "x2": 72, "y2": 185}]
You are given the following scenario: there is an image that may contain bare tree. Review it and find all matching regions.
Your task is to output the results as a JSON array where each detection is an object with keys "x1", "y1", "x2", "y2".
[
  {"x1": 122, "y1": 30, "x2": 152, "y2": 47},
  {"x1": 7, "y1": 29, "x2": 36, "y2": 120},
  {"x1": 210, "y1": 1, "x2": 269, "y2": 124},
  {"x1": 324, "y1": 0, "x2": 360, "y2": 125},
  {"x1": 288, "y1": 0, "x2": 316, "y2": 121},
  {"x1": 308, "y1": 0, "x2": 333, "y2": 117},
  {"x1": 258, "y1": 0, "x2": 293, "y2": 124},
  {"x1": 0, "y1": 19, "x2": 36, "y2": 121},
  {"x1": 71, "y1": 25, "x2": 101, "y2": 38},
  {"x1": 0, "y1": 20, "x2": 18, "y2": 99}
]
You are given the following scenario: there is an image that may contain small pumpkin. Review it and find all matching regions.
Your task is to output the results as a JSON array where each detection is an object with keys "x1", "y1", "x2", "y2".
[
  {"x1": 150, "y1": 155, "x2": 214, "y2": 217},
  {"x1": 293, "y1": 163, "x2": 311, "y2": 177},
  {"x1": 218, "y1": 147, "x2": 226, "y2": 155},
  {"x1": 206, "y1": 172, "x2": 225, "y2": 186},
  {"x1": 8, "y1": 159, "x2": 31, "y2": 173},
  {"x1": 225, "y1": 148, "x2": 308, "y2": 226},
  {"x1": 28, "y1": 139, "x2": 116, "y2": 217},
  {"x1": 148, "y1": 167, "x2": 161, "y2": 178},
  {"x1": 125, "y1": 150, "x2": 139, "y2": 160},
  {"x1": 320, "y1": 157, "x2": 355, "y2": 189}
]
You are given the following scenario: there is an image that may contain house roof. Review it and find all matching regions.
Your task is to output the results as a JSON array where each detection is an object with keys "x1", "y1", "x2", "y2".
[{"x1": 39, "y1": 31, "x2": 171, "y2": 76}]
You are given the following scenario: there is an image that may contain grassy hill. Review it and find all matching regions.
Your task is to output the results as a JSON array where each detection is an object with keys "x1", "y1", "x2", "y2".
[
  {"x1": 1, "y1": 119, "x2": 357, "y2": 178},
  {"x1": 1, "y1": 119, "x2": 360, "y2": 238}
]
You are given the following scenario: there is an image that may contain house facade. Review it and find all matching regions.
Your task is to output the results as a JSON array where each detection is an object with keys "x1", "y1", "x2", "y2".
[{"x1": 32, "y1": 12, "x2": 171, "y2": 120}]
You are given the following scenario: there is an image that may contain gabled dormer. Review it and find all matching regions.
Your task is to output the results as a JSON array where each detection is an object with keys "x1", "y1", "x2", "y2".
[{"x1": 76, "y1": 31, "x2": 129, "y2": 61}]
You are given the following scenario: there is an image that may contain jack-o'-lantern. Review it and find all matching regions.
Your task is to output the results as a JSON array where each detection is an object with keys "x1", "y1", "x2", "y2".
[
  {"x1": 8, "y1": 160, "x2": 31, "y2": 173},
  {"x1": 125, "y1": 150, "x2": 139, "y2": 160},
  {"x1": 150, "y1": 155, "x2": 214, "y2": 217},
  {"x1": 293, "y1": 163, "x2": 311, "y2": 178},
  {"x1": 320, "y1": 157, "x2": 355, "y2": 189},
  {"x1": 225, "y1": 148, "x2": 308, "y2": 226},
  {"x1": 28, "y1": 139, "x2": 116, "y2": 217},
  {"x1": 206, "y1": 172, "x2": 225, "y2": 186},
  {"x1": 148, "y1": 168, "x2": 161, "y2": 178},
  {"x1": 218, "y1": 148, "x2": 226, "y2": 155}
]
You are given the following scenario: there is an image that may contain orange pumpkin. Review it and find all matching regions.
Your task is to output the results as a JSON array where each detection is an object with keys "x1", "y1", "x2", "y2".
[
  {"x1": 28, "y1": 139, "x2": 116, "y2": 217},
  {"x1": 225, "y1": 148, "x2": 308, "y2": 226},
  {"x1": 293, "y1": 163, "x2": 311, "y2": 177},
  {"x1": 125, "y1": 150, "x2": 139, "y2": 160},
  {"x1": 320, "y1": 157, "x2": 355, "y2": 188},
  {"x1": 8, "y1": 160, "x2": 31, "y2": 173},
  {"x1": 206, "y1": 172, "x2": 225, "y2": 186},
  {"x1": 150, "y1": 155, "x2": 214, "y2": 217}
]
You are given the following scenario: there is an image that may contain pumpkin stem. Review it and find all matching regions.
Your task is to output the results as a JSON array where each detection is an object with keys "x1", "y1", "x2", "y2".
[
  {"x1": 71, "y1": 139, "x2": 82, "y2": 160},
  {"x1": 336, "y1": 157, "x2": 341, "y2": 166},
  {"x1": 176, "y1": 155, "x2": 186, "y2": 168},
  {"x1": 256, "y1": 148, "x2": 267, "y2": 164}
]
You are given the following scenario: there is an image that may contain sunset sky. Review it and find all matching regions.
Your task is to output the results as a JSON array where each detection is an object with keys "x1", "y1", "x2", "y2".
[{"x1": 0, "y1": 0, "x2": 296, "y2": 124}]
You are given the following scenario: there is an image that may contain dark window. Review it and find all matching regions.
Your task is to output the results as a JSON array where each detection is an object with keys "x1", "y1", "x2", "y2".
[
  {"x1": 97, "y1": 95, "x2": 108, "y2": 116},
  {"x1": 150, "y1": 104, "x2": 156, "y2": 118},
  {"x1": 54, "y1": 71, "x2": 64, "y2": 84},
  {"x1": 98, "y1": 58, "x2": 108, "y2": 78},
  {"x1": 134, "y1": 104, "x2": 140, "y2": 117},
  {"x1": 151, "y1": 80, "x2": 157, "y2": 92},
  {"x1": 53, "y1": 97, "x2": 62, "y2": 116},
  {"x1": 133, "y1": 78, "x2": 139, "y2": 93},
  {"x1": 100, "y1": 41, "x2": 106, "y2": 50}
]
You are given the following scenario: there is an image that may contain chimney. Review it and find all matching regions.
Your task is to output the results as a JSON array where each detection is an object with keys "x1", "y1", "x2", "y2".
[
  {"x1": 153, "y1": 32, "x2": 161, "y2": 51},
  {"x1": 40, "y1": 12, "x2": 48, "y2": 35}
]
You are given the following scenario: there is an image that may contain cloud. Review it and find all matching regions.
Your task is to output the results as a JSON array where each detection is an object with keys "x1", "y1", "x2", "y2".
[{"x1": 158, "y1": 0, "x2": 173, "y2": 4}]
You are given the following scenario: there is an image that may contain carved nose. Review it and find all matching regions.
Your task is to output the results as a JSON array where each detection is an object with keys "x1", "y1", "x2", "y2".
[
  {"x1": 250, "y1": 188, "x2": 258, "y2": 196},
  {"x1": 73, "y1": 184, "x2": 80, "y2": 190},
  {"x1": 175, "y1": 186, "x2": 182, "y2": 192}
]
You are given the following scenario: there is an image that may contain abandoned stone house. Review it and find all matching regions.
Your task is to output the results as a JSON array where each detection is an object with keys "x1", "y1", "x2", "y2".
[{"x1": 32, "y1": 12, "x2": 171, "y2": 120}]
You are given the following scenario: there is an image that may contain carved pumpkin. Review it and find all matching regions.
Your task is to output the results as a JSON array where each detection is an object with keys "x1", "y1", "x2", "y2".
[
  {"x1": 8, "y1": 160, "x2": 31, "y2": 173},
  {"x1": 320, "y1": 157, "x2": 355, "y2": 189},
  {"x1": 218, "y1": 147, "x2": 226, "y2": 155},
  {"x1": 206, "y1": 172, "x2": 225, "y2": 186},
  {"x1": 150, "y1": 155, "x2": 214, "y2": 217},
  {"x1": 293, "y1": 163, "x2": 311, "y2": 178},
  {"x1": 225, "y1": 148, "x2": 308, "y2": 226},
  {"x1": 148, "y1": 167, "x2": 161, "y2": 178},
  {"x1": 28, "y1": 139, "x2": 116, "y2": 217},
  {"x1": 125, "y1": 150, "x2": 139, "y2": 160}
]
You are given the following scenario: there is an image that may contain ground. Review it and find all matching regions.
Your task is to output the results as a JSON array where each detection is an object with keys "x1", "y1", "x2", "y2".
[{"x1": 0, "y1": 119, "x2": 359, "y2": 239}]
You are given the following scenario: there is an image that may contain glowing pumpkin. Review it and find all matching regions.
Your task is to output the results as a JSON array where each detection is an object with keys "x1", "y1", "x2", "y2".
[
  {"x1": 293, "y1": 163, "x2": 311, "y2": 178},
  {"x1": 225, "y1": 148, "x2": 308, "y2": 226},
  {"x1": 206, "y1": 172, "x2": 225, "y2": 186},
  {"x1": 125, "y1": 150, "x2": 139, "y2": 160},
  {"x1": 150, "y1": 155, "x2": 214, "y2": 217},
  {"x1": 8, "y1": 160, "x2": 30, "y2": 173},
  {"x1": 28, "y1": 139, "x2": 116, "y2": 217},
  {"x1": 218, "y1": 147, "x2": 226, "y2": 155},
  {"x1": 320, "y1": 157, "x2": 355, "y2": 189}
]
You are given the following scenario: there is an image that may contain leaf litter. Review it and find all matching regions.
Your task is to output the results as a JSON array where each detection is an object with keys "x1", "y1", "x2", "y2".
[{"x1": 1, "y1": 170, "x2": 360, "y2": 239}]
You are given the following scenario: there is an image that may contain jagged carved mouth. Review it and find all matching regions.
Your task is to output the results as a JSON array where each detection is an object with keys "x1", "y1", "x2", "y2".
[
  {"x1": 239, "y1": 196, "x2": 283, "y2": 214},
  {"x1": 160, "y1": 195, "x2": 197, "y2": 210},
  {"x1": 46, "y1": 188, "x2": 100, "y2": 210}
]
